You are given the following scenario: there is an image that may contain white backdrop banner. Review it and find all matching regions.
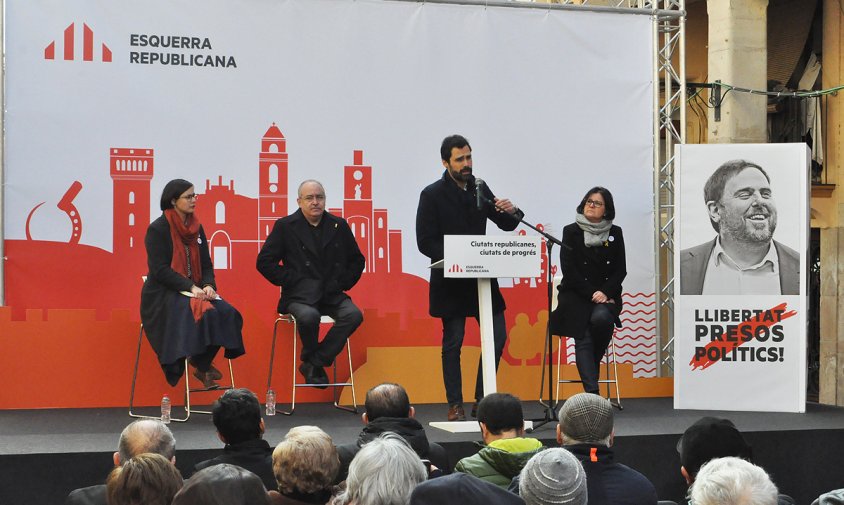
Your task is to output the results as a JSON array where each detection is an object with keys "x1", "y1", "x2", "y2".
[
  {"x1": 3, "y1": 0, "x2": 659, "y2": 383},
  {"x1": 674, "y1": 144, "x2": 809, "y2": 412}
]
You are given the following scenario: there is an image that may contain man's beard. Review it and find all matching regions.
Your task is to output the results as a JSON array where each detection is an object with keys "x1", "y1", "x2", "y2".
[{"x1": 720, "y1": 204, "x2": 777, "y2": 244}]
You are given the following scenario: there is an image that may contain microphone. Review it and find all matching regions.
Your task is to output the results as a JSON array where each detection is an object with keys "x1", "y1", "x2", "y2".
[{"x1": 475, "y1": 178, "x2": 485, "y2": 210}]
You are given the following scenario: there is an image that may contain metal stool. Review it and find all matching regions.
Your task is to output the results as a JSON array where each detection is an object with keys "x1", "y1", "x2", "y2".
[
  {"x1": 554, "y1": 334, "x2": 622, "y2": 410},
  {"x1": 267, "y1": 313, "x2": 357, "y2": 416},
  {"x1": 549, "y1": 276, "x2": 622, "y2": 409},
  {"x1": 129, "y1": 323, "x2": 236, "y2": 422}
]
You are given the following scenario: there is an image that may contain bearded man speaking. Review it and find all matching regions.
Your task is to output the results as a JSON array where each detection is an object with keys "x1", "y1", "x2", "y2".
[{"x1": 680, "y1": 159, "x2": 799, "y2": 295}]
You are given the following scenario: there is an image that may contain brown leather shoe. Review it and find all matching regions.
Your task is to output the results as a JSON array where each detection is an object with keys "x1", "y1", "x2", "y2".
[
  {"x1": 192, "y1": 369, "x2": 219, "y2": 389},
  {"x1": 447, "y1": 404, "x2": 465, "y2": 422},
  {"x1": 205, "y1": 364, "x2": 223, "y2": 381}
]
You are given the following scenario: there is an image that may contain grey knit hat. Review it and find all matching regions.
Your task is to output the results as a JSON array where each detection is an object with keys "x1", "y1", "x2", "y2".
[
  {"x1": 559, "y1": 393, "x2": 613, "y2": 443},
  {"x1": 519, "y1": 448, "x2": 587, "y2": 505}
]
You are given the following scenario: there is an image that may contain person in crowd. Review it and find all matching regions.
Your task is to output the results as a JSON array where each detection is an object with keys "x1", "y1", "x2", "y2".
[
  {"x1": 105, "y1": 453, "x2": 183, "y2": 505},
  {"x1": 680, "y1": 159, "x2": 798, "y2": 295},
  {"x1": 689, "y1": 457, "x2": 778, "y2": 505},
  {"x1": 677, "y1": 417, "x2": 795, "y2": 505},
  {"x1": 257, "y1": 179, "x2": 365, "y2": 388},
  {"x1": 812, "y1": 489, "x2": 844, "y2": 505},
  {"x1": 409, "y1": 473, "x2": 525, "y2": 505},
  {"x1": 337, "y1": 383, "x2": 449, "y2": 481},
  {"x1": 141, "y1": 178, "x2": 245, "y2": 388},
  {"x1": 550, "y1": 186, "x2": 626, "y2": 395},
  {"x1": 454, "y1": 392, "x2": 543, "y2": 487},
  {"x1": 553, "y1": 392, "x2": 655, "y2": 504},
  {"x1": 329, "y1": 433, "x2": 427, "y2": 505},
  {"x1": 519, "y1": 448, "x2": 587, "y2": 505},
  {"x1": 65, "y1": 419, "x2": 176, "y2": 505},
  {"x1": 272, "y1": 426, "x2": 340, "y2": 505},
  {"x1": 194, "y1": 388, "x2": 276, "y2": 491},
  {"x1": 416, "y1": 134, "x2": 524, "y2": 421},
  {"x1": 173, "y1": 464, "x2": 272, "y2": 505}
]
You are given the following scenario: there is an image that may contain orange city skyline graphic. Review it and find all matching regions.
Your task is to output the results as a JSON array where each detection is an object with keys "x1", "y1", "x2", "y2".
[{"x1": 1, "y1": 123, "x2": 658, "y2": 409}]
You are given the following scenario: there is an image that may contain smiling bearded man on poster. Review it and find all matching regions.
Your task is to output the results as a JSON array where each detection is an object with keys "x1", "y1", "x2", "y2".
[{"x1": 680, "y1": 159, "x2": 799, "y2": 295}]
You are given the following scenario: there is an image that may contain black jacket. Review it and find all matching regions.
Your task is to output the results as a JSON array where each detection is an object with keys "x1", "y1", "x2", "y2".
[
  {"x1": 335, "y1": 417, "x2": 450, "y2": 482},
  {"x1": 416, "y1": 171, "x2": 523, "y2": 318},
  {"x1": 508, "y1": 444, "x2": 656, "y2": 505},
  {"x1": 567, "y1": 444, "x2": 656, "y2": 505},
  {"x1": 551, "y1": 223, "x2": 626, "y2": 339},
  {"x1": 194, "y1": 439, "x2": 276, "y2": 491},
  {"x1": 256, "y1": 209, "x2": 365, "y2": 313},
  {"x1": 140, "y1": 214, "x2": 217, "y2": 362}
]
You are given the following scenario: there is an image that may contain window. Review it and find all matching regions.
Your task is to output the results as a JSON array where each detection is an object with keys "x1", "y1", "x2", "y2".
[
  {"x1": 128, "y1": 213, "x2": 135, "y2": 226},
  {"x1": 128, "y1": 191, "x2": 135, "y2": 204},
  {"x1": 216, "y1": 201, "x2": 226, "y2": 224}
]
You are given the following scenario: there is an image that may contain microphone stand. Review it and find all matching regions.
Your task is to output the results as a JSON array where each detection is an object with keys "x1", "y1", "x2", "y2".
[
  {"x1": 515, "y1": 215, "x2": 564, "y2": 431},
  {"x1": 477, "y1": 190, "x2": 562, "y2": 430}
]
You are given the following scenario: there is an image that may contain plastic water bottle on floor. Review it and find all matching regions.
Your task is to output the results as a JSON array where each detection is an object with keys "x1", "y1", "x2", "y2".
[
  {"x1": 161, "y1": 394, "x2": 171, "y2": 424},
  {"x1": 266, "y1": 389, "x2": 276, "y2": 416}
]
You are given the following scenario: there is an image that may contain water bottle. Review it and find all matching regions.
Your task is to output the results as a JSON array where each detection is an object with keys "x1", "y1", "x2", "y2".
[
  {"x1": 160, "y1": 394, "x2": 171, "y2": 424},
  {"x1": 265, "y1": 389, "x2": 276, "y2": 416}
]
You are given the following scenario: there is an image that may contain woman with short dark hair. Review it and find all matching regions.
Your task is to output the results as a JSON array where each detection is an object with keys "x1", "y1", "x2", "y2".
[
  {"x1": 172, "y1": 464, "x2": 271, "y2": 505},
  {"x1": 141, "y1": 179, "x2": 245, "y2": 387},
  {"x1": 550, "y1": 186, "x2": 626, "y2": 394}
]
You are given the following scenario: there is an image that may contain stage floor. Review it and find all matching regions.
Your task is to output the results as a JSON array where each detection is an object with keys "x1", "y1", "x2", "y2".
[
  {"x1": 2, "y1": 397, "x2": 843, "y2": 454},
  {"x1": 3, "y1": 398, "x2": 844, "y2": 505}
]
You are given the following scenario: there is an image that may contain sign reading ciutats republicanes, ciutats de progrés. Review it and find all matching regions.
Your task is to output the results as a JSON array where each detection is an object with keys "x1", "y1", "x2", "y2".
[
  {"x1": 443, "y1": 235, "x2": 541, "y2": 278},
  {"x1": 129, "y1": 34, "x2": 237, "y2": 68}
]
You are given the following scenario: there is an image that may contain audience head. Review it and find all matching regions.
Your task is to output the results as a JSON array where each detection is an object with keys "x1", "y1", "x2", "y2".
[
  {"x1": 105, "y1": 453, "x2": 183, "y2": 505},
  {"x1": 172, "y1": 464, "x2": 270, "y2": 505},
  {"x1": 519, "y1": 448, "x2": 587, "y2": 505},
  {"x1": 272, "y1": 425, "x2": 339, "y2": 495},
  {"x1": 689, "y1": 457, "x2": 778, "y2": 505},
  {"x1": 476, "y1": 392, "x2": 524, "y2": 440},
  {"x1": 409, "y1": 473, "x2": 524, "y2": 505},
  {"x1": 557, "y1": 393, "x2": 614, "y2": 447},
  {"x1": 364, "y1": 383, "x2": 412, "y2": 422},
  {"x1": 333, "y1": 433, "x2": 427, "y2": 505},
  {"x1": 212, "y1": 388, "x2": 264, "y2": 445},
  {"x1": 679, "y1": 417, "x2": 752, "y2": 483},
  {"x1": 115, "y1": 419, "x2": 176, "y2": 466}
]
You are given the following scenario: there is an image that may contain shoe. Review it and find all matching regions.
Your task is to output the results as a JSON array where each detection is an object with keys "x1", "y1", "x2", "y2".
[
  {"x1": 447, "y1": 404, "x2": 465, "y2": 422},
  {"x1": 298, "y1": 361, "x2": 328, "y2": 390},
  {"x1": 471, "y1": 402, "x2": 479, "y2": 418},
  {"x1": 192, "y1": 369, "x2": 219, "y2": 389},
  {"x1": 205, "y1": 364, "x2": 223, "y2": 381}
]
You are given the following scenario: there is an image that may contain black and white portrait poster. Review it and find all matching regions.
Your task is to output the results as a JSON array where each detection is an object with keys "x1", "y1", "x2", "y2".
[{"x1": 674, "y1": 144, "x2": 809, "y2": 412}]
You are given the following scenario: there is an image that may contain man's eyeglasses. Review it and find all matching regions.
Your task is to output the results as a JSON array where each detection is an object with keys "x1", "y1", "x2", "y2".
[
  {"x1": 301, "y1": 195, "x2": 326, "y2": 202},
  {"x1": 180, "y1": 194, "x2": 198, "y2": 201},
  {"x1": 585, "y1": 199, "x2": 604, "y2": 207}
]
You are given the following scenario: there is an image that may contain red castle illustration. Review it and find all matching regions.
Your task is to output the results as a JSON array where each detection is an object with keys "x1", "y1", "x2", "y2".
[{"x1": 1, "y1": 122, "x2": 659, "y2": 409}]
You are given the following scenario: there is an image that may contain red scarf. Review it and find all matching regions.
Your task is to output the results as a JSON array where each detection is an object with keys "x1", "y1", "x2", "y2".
[{"x1": 164, "y1": 209, "x2": 212, "y2": 321}]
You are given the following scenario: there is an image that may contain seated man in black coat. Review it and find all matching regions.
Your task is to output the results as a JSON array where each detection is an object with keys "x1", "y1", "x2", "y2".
[
  {"x1": 257, "y1": 180, "x2": 366, "y2": 387},
  {"x1": 336, "y1": 383, "x2": 449, "y2": 481},
  {"x1": 193, "y1": 388, "x2": 276, "y2": 491}
]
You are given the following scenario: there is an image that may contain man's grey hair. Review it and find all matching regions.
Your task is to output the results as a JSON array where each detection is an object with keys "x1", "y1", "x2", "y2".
[
  {"x1": 689, "y1": 456, "x2": 778, "y2": 505},
  {"x1": 297, "y1": 179, "x2": 325, "y2": 198},
  {"x1": 332, "y1": 432, "x2": 427, "y2": 505},
  {"x1": 117, "y1": 419, "x2": 176, "y2": 464}
]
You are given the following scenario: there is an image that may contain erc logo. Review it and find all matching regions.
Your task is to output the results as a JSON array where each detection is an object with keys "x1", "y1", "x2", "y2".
[
  {"x1": 448, "y1": 264, "x2": 464, "y2": 273},
  {"x1": 45, "y1": 22, "x2": 112, "y2": 62}
]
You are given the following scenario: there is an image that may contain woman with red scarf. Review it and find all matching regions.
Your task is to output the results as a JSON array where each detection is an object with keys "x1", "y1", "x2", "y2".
[{"x1": 141, "y1": 179, "x2": 245, "y2": 387}]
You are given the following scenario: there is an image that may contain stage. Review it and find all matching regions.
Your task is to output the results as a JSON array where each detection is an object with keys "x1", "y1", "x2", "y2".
[{"x1": 2, "y1": 397, "x2": 843, "y2": 505}]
